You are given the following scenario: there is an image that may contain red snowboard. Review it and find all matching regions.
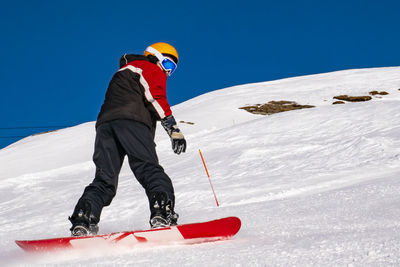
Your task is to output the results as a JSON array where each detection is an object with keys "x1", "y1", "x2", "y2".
[{"x1": 16, "y1": 217, "x2": 241, "y2": 252}]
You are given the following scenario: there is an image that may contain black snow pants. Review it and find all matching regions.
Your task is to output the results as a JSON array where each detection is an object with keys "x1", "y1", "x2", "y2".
[{"x1": 73, "y1": 119, "x2": 175, "y2": 223}]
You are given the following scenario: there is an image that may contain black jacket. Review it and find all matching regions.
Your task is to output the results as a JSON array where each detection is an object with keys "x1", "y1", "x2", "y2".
[{"x1": 96, "y1": 54, "x2": 171, "y2": 137}]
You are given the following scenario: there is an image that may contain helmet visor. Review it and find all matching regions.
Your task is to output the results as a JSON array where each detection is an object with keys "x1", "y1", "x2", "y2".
[{"x1": 161, "y1": 57, "x2": 177, "y2": 76}]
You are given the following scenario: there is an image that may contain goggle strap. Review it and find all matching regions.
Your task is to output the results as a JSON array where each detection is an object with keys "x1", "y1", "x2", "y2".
[{"x1": 145, "y1": 46, "x2": 165, "y2": 62}]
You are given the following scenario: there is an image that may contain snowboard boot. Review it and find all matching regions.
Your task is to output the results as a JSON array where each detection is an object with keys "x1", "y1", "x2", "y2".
[
  {"x1": 69, "y1": 200, "x2": 99, "y2": 236},
  {"x1": 166, "y1": 202, "x2": 179, "y2": 226},
  {"x1": 149, "y1": 192, "x2": 179, "y2": 228}
]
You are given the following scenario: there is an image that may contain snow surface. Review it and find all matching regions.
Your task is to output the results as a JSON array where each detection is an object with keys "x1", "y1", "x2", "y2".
[{"x1": 1, "y1": 67, "x2": 400, "y2": 266}]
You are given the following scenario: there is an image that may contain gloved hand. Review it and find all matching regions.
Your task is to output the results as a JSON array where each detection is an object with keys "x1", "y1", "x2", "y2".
[{"x1": 161, "y1": 115, "x2": 187, "y2": 154}]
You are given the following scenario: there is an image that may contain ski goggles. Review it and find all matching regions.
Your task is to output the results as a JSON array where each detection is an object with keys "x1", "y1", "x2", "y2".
[{"x1": 145, "y1": 46, "x2": 177, "y2": 76}]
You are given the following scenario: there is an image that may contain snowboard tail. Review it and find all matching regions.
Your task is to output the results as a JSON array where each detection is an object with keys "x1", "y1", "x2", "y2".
[{"x1": 15, "y1": 217, "x2": 241, "y2": 252}]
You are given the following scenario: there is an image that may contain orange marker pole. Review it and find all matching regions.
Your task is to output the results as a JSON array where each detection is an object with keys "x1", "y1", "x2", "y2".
[{"x1": 199, "y1": 149, "x2": 220, "y2": 207}]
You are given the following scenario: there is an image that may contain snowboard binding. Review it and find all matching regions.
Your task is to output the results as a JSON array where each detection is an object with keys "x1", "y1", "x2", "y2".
[{"x1": 70, "y1": 223, "x2": 99, "y2": 237}]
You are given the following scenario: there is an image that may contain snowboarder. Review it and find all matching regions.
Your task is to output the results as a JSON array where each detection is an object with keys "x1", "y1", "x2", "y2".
[{"x1": 69, "y1": 42, "x2": 186, "y2": 236}]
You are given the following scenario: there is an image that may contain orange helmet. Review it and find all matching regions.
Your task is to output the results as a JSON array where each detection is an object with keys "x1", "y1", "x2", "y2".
[{"x1": 144, "y1": 42, "x2": 179, "y2": 64}]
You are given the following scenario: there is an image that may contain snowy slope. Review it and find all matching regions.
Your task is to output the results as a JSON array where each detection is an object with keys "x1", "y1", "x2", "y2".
[{"x1": 1, "y1": 67, "x2": 400, "y2": 266}]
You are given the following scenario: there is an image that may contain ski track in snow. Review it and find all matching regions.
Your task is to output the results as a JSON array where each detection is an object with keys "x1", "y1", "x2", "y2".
[{"x1": 1, "y1": 67, "x2": 400, "y2": 266}]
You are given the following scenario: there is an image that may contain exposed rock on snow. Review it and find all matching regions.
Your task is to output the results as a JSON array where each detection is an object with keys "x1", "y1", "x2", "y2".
[{"x1": 239, "y1": 100, "x2": 315, "y2": 115}]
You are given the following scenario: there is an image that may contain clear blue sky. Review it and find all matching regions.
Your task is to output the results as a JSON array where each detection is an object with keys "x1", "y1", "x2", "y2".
[{"x1": 1, "y1": 0, "x2": 399, "y2": 148}]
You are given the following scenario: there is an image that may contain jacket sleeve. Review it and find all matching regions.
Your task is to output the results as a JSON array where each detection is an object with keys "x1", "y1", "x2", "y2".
[
  {"x1": 125, "y1": 60, "x2": 172, "y2": 120},
  {"x1": 146, "y1": 82, "x2": 172, "y2": 119},
  {"x1": 140, "y1": 65, "x2": 172, "y2": 119}
]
